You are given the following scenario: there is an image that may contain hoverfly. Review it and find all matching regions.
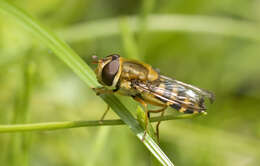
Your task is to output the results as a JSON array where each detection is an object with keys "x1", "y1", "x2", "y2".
[{"x1": 93, "y1": 54, "x2": 214, "y2": 140}]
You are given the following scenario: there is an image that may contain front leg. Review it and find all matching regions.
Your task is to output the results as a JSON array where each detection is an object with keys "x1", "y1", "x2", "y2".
[
  {"x1": 93, "y1": 87, "x2": 115, "y2": 95},
  {"x1": 93, "y1": 87, "x2": 114, "y2": 122}
]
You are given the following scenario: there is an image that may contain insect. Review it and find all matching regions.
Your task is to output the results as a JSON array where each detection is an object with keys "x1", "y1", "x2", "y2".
[{"x1": 92, "y1": 54, "x2": 214, "y2": 140}]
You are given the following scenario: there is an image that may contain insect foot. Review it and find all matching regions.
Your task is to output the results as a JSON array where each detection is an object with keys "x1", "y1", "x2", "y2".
[
  {"x1": 92, "y1": 88, "x2": 101, "y2": 95},
  {"x1": 141, "y1": 131, "x2": 147, "y2": 142}
]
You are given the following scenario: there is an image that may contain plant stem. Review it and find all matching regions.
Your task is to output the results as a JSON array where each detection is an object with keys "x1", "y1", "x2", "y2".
[{"x1": 0, "y1": 114, "x2": 202, "y2": 133}]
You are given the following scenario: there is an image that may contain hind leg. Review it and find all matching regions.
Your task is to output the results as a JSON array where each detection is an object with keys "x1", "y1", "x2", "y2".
[
  {"x1": 148, "y1": 106, "x2": 167, "y2": 142},
  {"x1": 133, "y1": 95, "x2": 167, "y2": 141},
  {"x1": 156, "y1": 110, "x2": 165, "y2": 142}
]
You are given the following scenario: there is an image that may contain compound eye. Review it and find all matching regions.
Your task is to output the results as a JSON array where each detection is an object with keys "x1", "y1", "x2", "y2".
[
  {"x1": 102, "y1": 58, "x2": 120, "y2": 86},
  {"x1": 106, "y1": 54, "x2": 120, "y2": 60}
]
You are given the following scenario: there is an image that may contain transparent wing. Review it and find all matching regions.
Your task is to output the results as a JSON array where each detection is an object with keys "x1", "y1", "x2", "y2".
[
  {"x1": 160, "y1": 75, "x2": 215, "y2": 103},
  {"x1": 133, "y1": 78, "x2": 206, "y2": 110}
]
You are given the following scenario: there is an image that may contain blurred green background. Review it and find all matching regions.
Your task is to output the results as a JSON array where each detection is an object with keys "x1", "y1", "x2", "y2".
[{"x1": 1, "y1": 0, "x2": 260, "y2": 166}]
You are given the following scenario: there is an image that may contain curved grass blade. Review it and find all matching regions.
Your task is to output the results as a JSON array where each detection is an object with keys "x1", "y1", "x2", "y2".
[
  {"x1": 0, "y1": 1, "x2": 174, "y2": 165},
  {"x1": 59, "y1": 15, "x2": 260, "y2": 42}
]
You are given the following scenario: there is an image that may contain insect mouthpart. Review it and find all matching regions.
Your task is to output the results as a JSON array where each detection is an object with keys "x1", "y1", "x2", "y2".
[{"x1": 92, "y1": 56, "x2": 99, "y2": 64}]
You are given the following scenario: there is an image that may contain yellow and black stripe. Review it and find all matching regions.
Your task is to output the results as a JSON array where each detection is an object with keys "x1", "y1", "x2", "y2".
[{"x1": 152, "y1": 80, "x2": 205, "y2": 114}]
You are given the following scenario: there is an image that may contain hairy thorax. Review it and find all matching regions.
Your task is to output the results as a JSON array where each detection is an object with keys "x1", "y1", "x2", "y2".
[{"x1": 120, "y1": 60, "x2": 159, "y2": 82}]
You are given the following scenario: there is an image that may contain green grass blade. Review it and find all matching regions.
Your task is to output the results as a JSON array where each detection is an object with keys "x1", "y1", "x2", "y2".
[
  {"x1": 8, "y1": 53, "x2": 35, "y2": 166},
  {"x1": 0, "y1": 1, "x2": 174, "y2": 165},
  {"x1": 87, "y1": 127, "x2": 111, "y2": 166},
  {"x1": 59, "y1": 15, "x2": 260, "y2": 42},
  {"x1": 0, "y1": 1, "x2": 97, "y2": 88},
  {"x1": 119, "y1": 17, "x2": 140, "y2": 60},
  {"x1": 138, "y1": 0, "x2": 156, "y2": 58}
]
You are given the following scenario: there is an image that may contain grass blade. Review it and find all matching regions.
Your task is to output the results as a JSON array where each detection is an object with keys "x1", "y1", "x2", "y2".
[{"x1": 59, "y1": 15, "x2": 260, "y2": 42}]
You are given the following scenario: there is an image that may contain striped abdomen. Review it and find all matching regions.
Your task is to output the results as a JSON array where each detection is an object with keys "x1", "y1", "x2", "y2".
[{"x1": 150, "y1": 79, "x2": 206, "y2": 114}]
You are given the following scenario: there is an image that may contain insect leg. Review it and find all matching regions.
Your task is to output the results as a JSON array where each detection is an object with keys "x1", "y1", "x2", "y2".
[
  {"x1": 156, "y1": 110, "x2": 166, "y2": 142},
  {"x1": 93, "y1": 87, "x2": 119, "y2": 123},
  {"x1": 148, "y1": 106, "x2": 167, "y2": 142},
  {"x1": 132, "y1": 95, "x2": 149, "y2": 141},
  {"x1": 93, "y1": 87, "x2": 115, "y2": 95},
  {"x1": 99, "y1": 105, "x2": 110, "y2": 124}
]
